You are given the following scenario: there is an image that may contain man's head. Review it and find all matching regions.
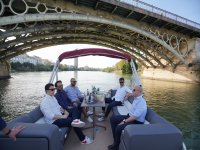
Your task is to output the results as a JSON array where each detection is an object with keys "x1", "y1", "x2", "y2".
[
  {"x1": 119, "y1": 77, "x2": 125, "y2": 87},
  {"x1": 55, "y1": 80, "x2": 63, "y2": 91},
  {"x1": 132, "y1": 85, "x2": 143, "y2": 97},
  {"x1": 45, "y1": 83, "x2": 55, "y2": 96},
  {"x1": 70, "y1": 78, "x2": 77, "y2": 87}
]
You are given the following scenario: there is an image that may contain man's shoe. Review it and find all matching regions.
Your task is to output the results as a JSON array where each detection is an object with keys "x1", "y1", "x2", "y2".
[
  {"x1": 87, "y1": 116, "x2": 93, "y2": 123},
  {"x1": 98, "y1": 116, "x2": 105, "y2": 122},
  {"x1": 98, "y1": 112, "x2": 105, "y2": 117},
  {"x1": 71, "y1": 119, "x2": 85, "y2": 128},
  {"x1": 81, "y1": 136, "x2": 93, "y2": 144},
  {"x1": 87, "y1": 110, "x2": 93, "y2": 116},
  {"x1": 108, "y1": 144, "x2": 116, "y2": 150}
]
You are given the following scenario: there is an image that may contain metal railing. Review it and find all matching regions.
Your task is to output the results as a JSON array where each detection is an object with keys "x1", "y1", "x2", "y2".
[{"x1": 119, "y1": 0, "x2": 200, "y2": 29}]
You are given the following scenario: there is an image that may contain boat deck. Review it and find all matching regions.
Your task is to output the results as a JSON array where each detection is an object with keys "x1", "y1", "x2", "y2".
[{"x1": 64, "y1": 109, "x2": 113, "y2": 150}]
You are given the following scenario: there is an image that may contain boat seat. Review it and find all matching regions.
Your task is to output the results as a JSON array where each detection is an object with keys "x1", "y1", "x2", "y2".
[
  {"x1": 113, "y1": 103, "x2": 183, "y2": 150},
  {"x1": 0, "y1": 106, "x2": 70, "y2": 150},
  {"x1": 116, "y1": 100, "x2": 132, "y2": 115},
  {"x1": 35, "y1": 117, "x2": 46, "y2": 124}
]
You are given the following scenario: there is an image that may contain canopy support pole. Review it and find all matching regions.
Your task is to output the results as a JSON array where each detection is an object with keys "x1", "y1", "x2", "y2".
[
  {"x1": 49, "y1": 59, "x2": 60, "y2": 83},
  {"x1": 130, "y1": 59, "x2": 142, "y2": 88}
]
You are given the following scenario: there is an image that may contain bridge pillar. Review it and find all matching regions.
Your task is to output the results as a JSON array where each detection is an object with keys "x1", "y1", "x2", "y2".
[
  {"x1": 0, "y1": 61, "x2": 11, "y2": 80},
  {"x1": 142, "y1": 38, "x2": 200, "y2": 83}
]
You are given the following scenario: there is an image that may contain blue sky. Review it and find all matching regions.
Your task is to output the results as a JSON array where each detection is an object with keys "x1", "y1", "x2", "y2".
[
  {"x1": 28, "y1": 0, "x2": 200, "y2": 68},
  {"x1": 141, "y1": 0, "x2": 200, "y2": 23}
]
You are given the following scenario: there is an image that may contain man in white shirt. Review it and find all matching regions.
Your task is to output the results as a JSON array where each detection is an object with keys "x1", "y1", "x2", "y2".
[
  {"x1": 40, "y1": 83, "x2": 93, "y2": 144},
  {"x1": 108, "y1": 85, "x2": 147, "y2": 150},
  {"x1": 98, "y1": 78, "x2": 132, "y2": 121}
]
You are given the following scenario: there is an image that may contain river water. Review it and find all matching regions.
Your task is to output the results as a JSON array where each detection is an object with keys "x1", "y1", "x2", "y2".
[{"x1": 0, "y1": 71, "x2": 199, "y2": 149}]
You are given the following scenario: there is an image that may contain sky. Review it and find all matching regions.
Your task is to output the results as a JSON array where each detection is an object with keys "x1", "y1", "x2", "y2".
[{"x1": 28, "y1": 0, "x2": 200, "y2": 68}]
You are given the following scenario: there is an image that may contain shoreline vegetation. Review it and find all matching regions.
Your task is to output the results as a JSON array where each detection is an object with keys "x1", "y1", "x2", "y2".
[
  {"x1": 102, "y1": 60, "x2": 139, "y2": 74},
  {"x1": 11, "y1": 59, "x2": 138, "y2": 74},
  {"x1": 11, "y1": 62, "x2": 100, "y2": 72}
]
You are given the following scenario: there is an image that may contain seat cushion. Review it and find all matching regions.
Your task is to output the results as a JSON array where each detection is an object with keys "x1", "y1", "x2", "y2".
[
  {"x1": 59, "y1": 127, "x2": 71, "y2": 144},
  {"x1": 35, "y1": 117, "x2": 46, "y2": 124},
  {"x1": 9, "y1": 114, "x2": 33, "y2": 124},
  {"x1": 28, "y1": 106, "x2": 43, "y2": 122},
  {"x1": 116, "y1": 106, "x2": 129, "y2": 115}
]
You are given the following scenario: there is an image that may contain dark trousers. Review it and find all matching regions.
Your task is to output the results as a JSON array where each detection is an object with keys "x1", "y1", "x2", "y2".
[
  {"x1": 110, "y1": 115, "x2": 143, "y2": 149},
  {"x1": 67, "y1": 106, "x2": 81, "y2": 120},
  {"x1": 53, "y1": 117, "x2": 85, "y2": 141},
  {"x1": 102, "y1": 97, "x2": 114, "y2": 111},
  {"x1": 73, "y1": 97, "x2": 84, "y2": 118},
  {"x1": 103, "y1": 98, "x2": 123, "y2": 117}
]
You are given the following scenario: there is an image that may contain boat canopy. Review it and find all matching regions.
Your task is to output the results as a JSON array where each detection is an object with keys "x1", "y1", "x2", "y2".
[
  {"x1": 49, "y1": 48, "x2": 141, "y2": 87},
  {"x1": 58, "y1": 48, "x2": 132, "y2": 62}
]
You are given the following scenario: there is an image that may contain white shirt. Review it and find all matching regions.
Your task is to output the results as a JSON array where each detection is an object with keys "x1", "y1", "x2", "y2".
[
  {"x1": 129, "y1": 95, "x2": 147, "y2": 123},
  {"x1": 113, "y1": 86, "x2": 132, "y2": 102},
  {"x1": 40, "y1": 94, "x2": 62, "y2": 124}
]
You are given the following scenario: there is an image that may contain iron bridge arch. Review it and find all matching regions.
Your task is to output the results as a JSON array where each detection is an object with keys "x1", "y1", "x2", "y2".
[{"x1": 0, "y1": 0, "x2": 195, "y2": 70}]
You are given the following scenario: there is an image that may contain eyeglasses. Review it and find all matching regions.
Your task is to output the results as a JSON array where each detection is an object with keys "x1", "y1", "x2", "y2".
[{"x1": 48, "y1": 88, "x2": 55, "y2": 91}]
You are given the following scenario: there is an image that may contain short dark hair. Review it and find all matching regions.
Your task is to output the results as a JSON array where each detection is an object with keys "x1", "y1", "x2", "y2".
[
  {"x1": 45, "y1": 83, "x2": 54, "y2": 92},
  {"x1": 55, "y1": 80, "x2": 62, "y2": 87},
  {"x1": 119, "y1": 77, "x2": 124, "y2": 81}
]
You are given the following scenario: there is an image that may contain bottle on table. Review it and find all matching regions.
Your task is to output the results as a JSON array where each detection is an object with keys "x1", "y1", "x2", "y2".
[{"x1": 87, "y1": 89, "x2": 89, "y2": 96}]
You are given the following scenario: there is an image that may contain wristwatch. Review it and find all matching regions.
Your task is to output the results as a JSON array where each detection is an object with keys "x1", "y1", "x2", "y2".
[{"x1": 6, "y1": 129, "x2": 11, "y2": 136}]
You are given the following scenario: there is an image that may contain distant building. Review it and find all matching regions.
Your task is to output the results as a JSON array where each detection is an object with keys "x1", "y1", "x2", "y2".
[{"x1": 10, "y1": 54, "x2": 43, "y2": 65}]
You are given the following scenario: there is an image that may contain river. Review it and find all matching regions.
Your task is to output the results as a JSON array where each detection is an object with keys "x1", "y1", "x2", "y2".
[{"x1": 0, "y1": 71, "x2": 200, "y2": 149}]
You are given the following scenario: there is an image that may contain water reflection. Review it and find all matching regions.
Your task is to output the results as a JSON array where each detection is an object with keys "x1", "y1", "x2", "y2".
[
  {"x1": 0, "y1": 71, "x2": 199, "y2": 149},
  {"x1": 142, "y1": 79, "x2": 200, "y2": 149}
]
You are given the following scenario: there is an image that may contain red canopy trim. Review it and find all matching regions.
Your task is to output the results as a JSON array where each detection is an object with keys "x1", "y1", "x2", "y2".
[{"x1": 58, "y1": 48, "x2": 132, "y2": 62}]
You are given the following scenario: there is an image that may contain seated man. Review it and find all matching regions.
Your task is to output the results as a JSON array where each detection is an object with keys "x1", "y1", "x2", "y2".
[
  {"x1": 55, "y1": 80, "x2": 81, "y2": 118},
  {"x1": 40, "y1": 83, "x2": 93, "y2": 144},
  {"x1": 108, "y1": 85, "x2": 147, "y2": 150},
  {"x1": 98, "y1": 77, "x2": 132, "y2": 121},
  {"x1": 64, "y1": 78, "x2": 92, "y2": 118},
  {"x1": 64, "y1": 78, "x2": 84, "y2": 106},
  {"x1": 0, "y1": 117, "x2": 25, "y2": 140}
]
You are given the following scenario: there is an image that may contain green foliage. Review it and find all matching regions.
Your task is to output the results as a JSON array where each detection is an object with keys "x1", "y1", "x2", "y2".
[
  {"x1": 115, "y1": 60, "x2": 131, "y2": 74},
  {"x1": 115, "y1": 60, "x2": 127, "y2": 70},
  {"x1": 122, "y1": 63, "x2": 132, "y2": 74},
  {"x1": 11, "y1": 62, "x2": 100, "y2": 72},
  {"x1": 59, "y1": 64, "x2": 69, "y2": 71},
  {"x1": 11, "y1": 62, "x2": 54, "y2": 71},
  {"x1": 114, "y1": 59, "x2": 139, "y2": 74},
  {"x1": 101, "y1": 67, "x2": 114, "y2": 72}
]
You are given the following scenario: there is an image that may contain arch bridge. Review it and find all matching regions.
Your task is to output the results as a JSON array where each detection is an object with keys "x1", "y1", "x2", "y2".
[{"x1": 0, "y1": 0, "x2": 200, "y2": 83}]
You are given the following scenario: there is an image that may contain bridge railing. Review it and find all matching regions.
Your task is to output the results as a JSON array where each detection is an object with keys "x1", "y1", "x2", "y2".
[{"x1": 120, "y1": 0, "x2": 200, "y2": 29}]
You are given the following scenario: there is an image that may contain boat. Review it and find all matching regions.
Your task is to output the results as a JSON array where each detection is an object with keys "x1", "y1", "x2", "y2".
[
  {"x1": 49, "y1": 48, "x2": 186, "y2": 150},
  {"x1": 0, "y1": 48, "x2": 186, "y2": 150}
]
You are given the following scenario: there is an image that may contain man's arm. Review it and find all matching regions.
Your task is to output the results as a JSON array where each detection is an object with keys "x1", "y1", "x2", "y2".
[
  {"x1": 53, "y1": 107, "x2": 69, "y2": 119},
  {"x1": 118, "y1": 115, "x2": 136, "y2": 125},
  {"x1": 1, "y1": 117, "x2": 25, "y2": 140},
  {"x1": 77, "y1": 87, "x2": 83, "y2": 98},
  {"x1": 0, "y1": 117, "x2": 6, "y2": 130},
  {"x1": 53, "y1": 114, "x2": 68, "y2": 119},
  {"x1": 124, "y1": 92, "x2": 133, "y2": 100},
  {"x1": 126, "y1": 86, "x2": 132, "y2": 93}
]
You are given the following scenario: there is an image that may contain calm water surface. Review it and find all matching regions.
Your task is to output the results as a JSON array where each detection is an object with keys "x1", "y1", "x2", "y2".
[{"x1": 0, "y1": 71, "x2": 200, "y2": 149}]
